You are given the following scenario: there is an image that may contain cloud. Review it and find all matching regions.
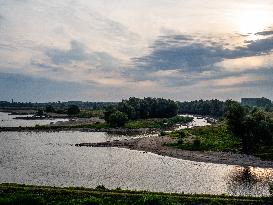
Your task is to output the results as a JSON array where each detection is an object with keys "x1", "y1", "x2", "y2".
[
  {"x1": 44, "y1": 40, "x2": 122, "y2": 71},
  {"x1": 46, "y1": 41, "x2": 88, "y2": 65},
  {"x1": 0, "y1": 72, "x2": 91, "y2": 102},
  {"x1": 134, "y1": 34, "x2": 273, "y2": 73},
  {"x1": 127, "y1": 32, "x2": 273, "y2": 92},
  {"x1": 255, "y1": 29, "x2": 273, "y2": 36}
]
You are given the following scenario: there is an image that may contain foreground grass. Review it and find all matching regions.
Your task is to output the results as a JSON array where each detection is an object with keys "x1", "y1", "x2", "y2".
[{"x1": 0, "y1": 184, "x2": 272, "y2": 205}]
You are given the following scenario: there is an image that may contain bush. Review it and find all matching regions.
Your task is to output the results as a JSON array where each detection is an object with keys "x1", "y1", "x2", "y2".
[
  {"x1": 108, "y1": 111, "x2": 128, "y2": 127},
  {"x1": 177, "y1": 137, "x2": 183, "y2": 145},
  {"x1": 160, "y1": 131, "x2": 166, "y2": 136},
  {"x1": 36, "y1": 109, "x2": 44, "y2": 116},
  {"x1": 67, "y1": 105, "x2": 80, "y2": 116},
  {"x1": 45, "y1": 105, "x2": 55, "y2": 113},
  {"x1": 192, "y1": 138, "x2": 201, "y2": 150}
]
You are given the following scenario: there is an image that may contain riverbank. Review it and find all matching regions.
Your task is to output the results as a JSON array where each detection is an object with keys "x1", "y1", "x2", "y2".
[
  {"x1": 0, "y1": 183, "x2": 271, "y2": 205},
  {"x1": 76, "y1": 135, "x2": 273, "y2": 168},
  {"x1": 0, "y1": 125, "x2": 157, "y2": 135}
]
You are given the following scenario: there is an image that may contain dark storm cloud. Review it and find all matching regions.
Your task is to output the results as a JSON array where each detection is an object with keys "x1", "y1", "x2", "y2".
[
  {"x1": 134, "y1": 34, "x2": 273, "y2": 73},
  {"x1": 128, "y1": 33, "x2": 273, "y2": 90}
]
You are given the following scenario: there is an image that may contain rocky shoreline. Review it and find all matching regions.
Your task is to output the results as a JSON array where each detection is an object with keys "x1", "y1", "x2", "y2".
[{"x1": 76, "y1": 135, "x2": 273, "y2": 168}]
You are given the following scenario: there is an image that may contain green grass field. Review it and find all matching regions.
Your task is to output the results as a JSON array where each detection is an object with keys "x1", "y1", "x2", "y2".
[
  {"x1": 0, "y1": 184, "x2": 272, "y2": 205},
  {"x1": 167, "y1": 122, "x2": 273, "y2": 160}
]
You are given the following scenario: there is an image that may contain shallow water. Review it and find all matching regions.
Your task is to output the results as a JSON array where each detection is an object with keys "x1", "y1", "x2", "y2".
[
  {"x1": 0, "y1": 131, "x2": 272, "y2": 196},
  {"x1": 176, "y1": 115, "x2": 211, "y2": 130},
  {"x1": 0, "y1": 112, "x2": 68, "y2": 127}
]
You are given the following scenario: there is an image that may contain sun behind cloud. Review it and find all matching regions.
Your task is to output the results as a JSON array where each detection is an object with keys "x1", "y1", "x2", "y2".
[{"x1": 235, "y1": 6, "x2": 273, "y2": 35}]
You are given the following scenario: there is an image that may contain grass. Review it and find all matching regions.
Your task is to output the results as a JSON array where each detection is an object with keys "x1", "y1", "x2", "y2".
[
  {"x1": 168, "y1": 123, "x2": 241, "y2": 152},
  {"x1": 0, "y1": 183, "x2": 272, "y2": 205},
  {"x1": 167, "y1": 122, "x2": 273, "y2": 161},
  {"x1": 78, "y1": 109, "x2": 104, "y2": 118},
  {"x1": 124, "y1": 116, "x2": 193, "y2": 129}
]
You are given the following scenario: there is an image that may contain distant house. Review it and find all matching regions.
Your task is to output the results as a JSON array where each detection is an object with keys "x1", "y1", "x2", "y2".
[{"x1": 241, "y1": 97, "x2": 272, "y2": 107}]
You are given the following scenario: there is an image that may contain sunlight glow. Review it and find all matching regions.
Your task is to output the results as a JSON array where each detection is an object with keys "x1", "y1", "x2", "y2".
[{"x1": 236, "y1": 9, "x2": 272, "y2": 35}]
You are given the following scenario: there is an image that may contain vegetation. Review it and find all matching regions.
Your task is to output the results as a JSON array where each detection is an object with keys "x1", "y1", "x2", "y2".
[
  {"x1": 178, "y1": 99, "x2": 226, "y2": 118},
  {"x1": 67, "y1": 105, "x2": 80, "y2": 116},
  {"x1": 125, "y1": 116, "x2": 193, "y2": 129},
  {"x1": 168, "y1": 101, "x2": 273, "y2": 160},
  {"x1": 0, "y1": 183, "x2": 272, "y2": 205},
  {"x1": 225, "y1": 100, "x2": 273, "y2": 154},
  {"x1": 168, "y1": 123, "x2": 240, "y2": 152},
  {"x1": 108, "y1": 111, "x2": 129, "y2": 127},
  {"x1": 105, "y1": 97, "x2": 178, "y2": 124},
  {"x1": 78, "y1": 109, "x2": 104, "y2": 118},
  {"x1": 45, "y1": 105, "x2": 55, "y2": 113}
]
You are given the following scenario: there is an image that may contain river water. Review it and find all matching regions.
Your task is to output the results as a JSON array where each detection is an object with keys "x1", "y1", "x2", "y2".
[
  {"x1": 0, "y1": 112, "x2": 68, "y2": 127},
  {"x1": 1, "y1": 131, "x2": 272, "y2": 196}
]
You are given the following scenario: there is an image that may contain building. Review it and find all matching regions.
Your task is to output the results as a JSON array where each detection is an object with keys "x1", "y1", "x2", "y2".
[{"x1": 241, "y1": 97, "x2": 272, "y2": 107}]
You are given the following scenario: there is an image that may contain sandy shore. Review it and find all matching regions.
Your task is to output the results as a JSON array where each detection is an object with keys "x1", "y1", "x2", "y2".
[{"x1": 76, "y1": 136, "x2": 273, "y2": 168}]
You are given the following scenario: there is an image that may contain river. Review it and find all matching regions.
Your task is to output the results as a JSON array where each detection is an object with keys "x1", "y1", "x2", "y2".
[
  {"x1": 0, "y1": 112, "x2": 68, "y2": 127},
  {"x1": 1, "y1": 131, "x2": 272, "y2": 196}
]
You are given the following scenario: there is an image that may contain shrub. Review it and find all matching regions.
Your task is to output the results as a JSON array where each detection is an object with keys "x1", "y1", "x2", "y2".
[
  {"x1": 192, "y1": 138, "x2": 201, "y2": 150},
  {"x1": 67, "y1": 105, "x2": 80, "y2": 116},
  {"x1": 160, "y1": 131, "x2": 166, "y2": 136},
  {"x1": 108, "y1": 111, "x2": 128, "y2": 127},
  {"x1": 177, "y1": 137, "x2": 183, "y2": 145}
]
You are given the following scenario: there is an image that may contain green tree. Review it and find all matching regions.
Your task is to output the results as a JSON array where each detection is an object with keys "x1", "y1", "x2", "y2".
[
  {"x1": 108, "y1": 111, "x2": 128, "y2": 127},
  {"x1": 225, "y1": 101, "x2": 273, "y2": 154},
  {"x1": 45, "y1": 105, "x2": 55, "y2": 113},
  {"x1": 67, "y1": 105, "x2": 80, "y2": 116},
  {"x1": 36, "y1": 109, "x2": 44, "y2": 116}
]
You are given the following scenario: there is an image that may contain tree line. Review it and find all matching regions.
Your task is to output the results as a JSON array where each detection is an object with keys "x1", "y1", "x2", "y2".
[
  {"x1": 178, "y1": 99, "x2": 226, "y2": 117},
  {"x1": 104, "y1": 97, "x2": 178, "y2": 126}
]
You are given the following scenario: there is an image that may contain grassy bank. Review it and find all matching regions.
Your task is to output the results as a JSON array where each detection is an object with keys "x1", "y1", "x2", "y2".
[
  {"x1": 167, "y1": 122, "x2": 273, "y2": 160},
  {"x1": 0, "y1": 184, "x2": 272, "y2": 205}
]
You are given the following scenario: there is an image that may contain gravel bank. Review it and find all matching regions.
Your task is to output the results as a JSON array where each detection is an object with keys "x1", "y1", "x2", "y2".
[{"x1": 76, "y1": 136, "x2": 273, "y2": 168}]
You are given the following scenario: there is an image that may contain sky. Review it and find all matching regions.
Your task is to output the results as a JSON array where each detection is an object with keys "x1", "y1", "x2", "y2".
[{"x1": 0, "y1": 0, "x2": 273, "y2": 102}]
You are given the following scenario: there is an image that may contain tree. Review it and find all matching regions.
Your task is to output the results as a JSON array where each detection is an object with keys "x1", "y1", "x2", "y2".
[
  {"x1": 108, "y1": 111, "x2": 128, "y2": 127},
  {"x1": 225, "y1": 101, "x2": 273, "y2": 154},
  {"x1": 67, "y1": 105, "x2": 80, "y2": 116},
  {"x1": 36, "y1": 109, "x2": 44, "y2": 116},
  {"x1": 107, "y1": 97, "x2": 178, "y2": 121},
  {"x1": 224, "y1": 100, "x2": 246, "y2": 137},
  {"x1": 45, "y1": 105, "x2": 55, "y2": 113}
]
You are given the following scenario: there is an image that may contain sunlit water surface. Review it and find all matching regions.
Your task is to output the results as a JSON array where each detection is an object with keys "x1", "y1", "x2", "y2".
[
  {"x1": 0, "y1": 112, "x2": 68, "y2": 127},
  {"x1": 1, "y1": 131, "x2": 272, "y2": 196}
]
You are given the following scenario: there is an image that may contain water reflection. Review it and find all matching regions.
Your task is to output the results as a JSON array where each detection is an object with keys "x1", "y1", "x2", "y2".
[
  {"x1": 0, "y1": 131, "x2": 272, "y2": 196},
  {"x1": 227, "y1": 166, "x2": 273, "y2": 196}
]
